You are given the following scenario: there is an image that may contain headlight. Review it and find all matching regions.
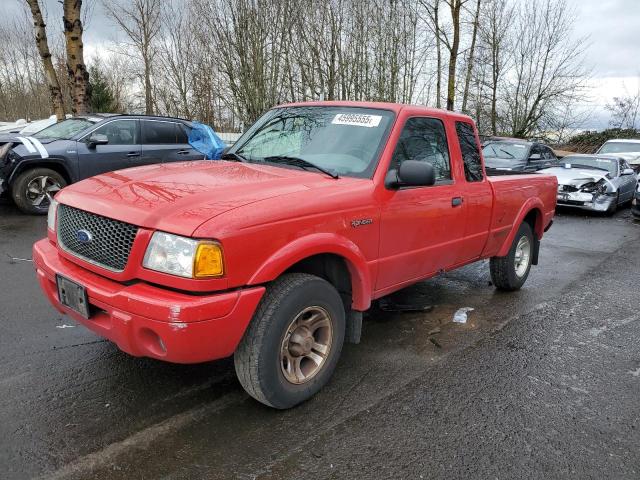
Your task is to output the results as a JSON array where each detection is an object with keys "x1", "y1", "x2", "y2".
[
  {"x1": 143, "y1": 232, "x2": 224, "y2": 278},
  {"x1": 47, "y1": 198, "x2": 59, "y2": 231},
  {"x1": 581, "y1": 179, "x2": 607, "y2": 194}
]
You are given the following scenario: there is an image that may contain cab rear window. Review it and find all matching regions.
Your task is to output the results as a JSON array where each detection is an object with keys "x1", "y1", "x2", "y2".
[{"x1": 455, "y1": 121, "x2": 483, "y2": 182}]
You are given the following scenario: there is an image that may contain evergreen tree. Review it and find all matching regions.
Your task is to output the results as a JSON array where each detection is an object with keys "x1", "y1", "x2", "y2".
[{"x1": 88, "y1": 65, "x2": 118, "y2": 113}]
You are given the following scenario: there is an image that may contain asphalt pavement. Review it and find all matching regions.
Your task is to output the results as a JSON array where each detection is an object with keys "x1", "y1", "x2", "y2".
[{"x1": 1, "y1": 198, "x2": 639, "y2": 479}]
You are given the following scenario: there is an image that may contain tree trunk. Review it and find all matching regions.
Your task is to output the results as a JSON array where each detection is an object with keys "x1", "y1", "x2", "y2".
[
  {"x1": 63, "y1": 0, "x2": 90, "y2": 114},
  {"x1": 461, "y1": 0, "x2": 481, "y2": 113},
  {"x1": 25, "y1": 0, "x2": 66, "y2": 120},
  {"x1": 435, "y1": 0, "x2": 442, "y2": 109},
  {"x1": 446, "y1": 0, "x2": 462, "y2": 111}
]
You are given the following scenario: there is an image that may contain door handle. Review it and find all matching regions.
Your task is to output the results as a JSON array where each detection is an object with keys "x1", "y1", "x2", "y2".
[
  {"x1": 127, "y1": 152, "x2": 140, "y2": 157},
  {"x1": 177, "y1": 149, "x2": 191, "y2": 155},
  {"x1": 451, "y1": 197, "x2": 463, "y2": 207}
]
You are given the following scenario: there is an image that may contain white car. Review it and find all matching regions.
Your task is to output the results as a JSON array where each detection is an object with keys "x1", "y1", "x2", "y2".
[{"x1": 597, "y1": 139, "x2": 640, "y2": 168}]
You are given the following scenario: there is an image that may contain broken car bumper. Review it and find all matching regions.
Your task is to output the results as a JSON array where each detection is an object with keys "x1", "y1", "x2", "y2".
[
  {"x1": 33, "y1": 239, "x2": 265, "y2": 364},
  {"x1": 556, "y1": 190, "x2": 616, "y2": 212}
]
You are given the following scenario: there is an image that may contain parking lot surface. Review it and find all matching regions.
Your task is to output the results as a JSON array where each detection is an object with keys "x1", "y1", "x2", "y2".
[{"x1": 1, "y1": 199, "x2": 639, "y2": 479}]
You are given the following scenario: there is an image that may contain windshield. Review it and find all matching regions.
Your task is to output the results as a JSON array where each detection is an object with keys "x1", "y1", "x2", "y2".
[
  {"x1": 34, "y1": 118, "x2": 95, "y2": 140},
  {"x1": 598, "y1": 141, "x2": 640, "y2": 154},
  {"x1": 230, "y1": 106, "x2": 395, "y2": 178},
  {"x1": 563, "y1": 156, "x2": 617, "y2": 176},
  {"x1": 482, "y1": 142, "x2": 529, "y2": 161}
]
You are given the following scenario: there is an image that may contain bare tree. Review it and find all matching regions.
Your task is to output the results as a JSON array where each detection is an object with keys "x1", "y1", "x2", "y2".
[
  {"x1": 461, "y1": 0, "x2": 481, "y2": 113},
  {"x1": 25, "y1": 0, "x2": 66, "y2": 119},
  {"x1": 479, "y1": 0, "x2": 512, "y2": 134},
  {"x1": 606, "y1": 82, "x2": 640, "y2": 130},
  {"x1": 63, "y1": 0, "x2": 90, "y2": 114},
  {"x1": 444, "y1": 0, "x2": 468, "y2": 111},
  {"x1": 104, "y1": 0, "x2": 161, "y2": 114},
  {"x1": 504, "y1": 0, "x2": 589, "y2": 137}
]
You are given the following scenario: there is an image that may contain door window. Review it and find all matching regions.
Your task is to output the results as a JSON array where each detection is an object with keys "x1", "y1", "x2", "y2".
[
  {"x1": 455, "y1": 121, "x2": 483, "y2": 181},
  {"x1": 390, "y1": 117, "x2": 451, "y2": 181},
  {"x1": 529, "y1": 145, "x2": 542, "y2": 159},
  {"x1": 91, "y1": 120, "x2": 138, "y2": 145},
  {"x1": 142, "y1": 121, "x2": 179, "y2": 144},
  {"x1": 543, "y1": 147, "x2": 556, "y2": 160},
  {"x1": 177, "y1": 124, "x2": 190, "y2": 144}
]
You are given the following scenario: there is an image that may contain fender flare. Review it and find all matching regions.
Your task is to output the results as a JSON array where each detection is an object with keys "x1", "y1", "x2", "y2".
[
  {"x1": 8, "y1": 158, "x2": 73, "y2": 185},
  {"x1": 496, "y1": 198, "x2": 544, "y2": 258},
  {"x1": 247, "y1": 233, "x2": 373, "y2": 311}
]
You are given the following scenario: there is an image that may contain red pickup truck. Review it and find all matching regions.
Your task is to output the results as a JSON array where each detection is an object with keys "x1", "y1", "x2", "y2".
[{"x1": 33, "y1": 102, "x2": 556, "y2": 408}]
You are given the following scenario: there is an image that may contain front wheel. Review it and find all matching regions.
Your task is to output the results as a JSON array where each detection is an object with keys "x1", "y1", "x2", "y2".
[
  {"x1": 234, "y1": 273, "x2": 345, "y2": 409},
  {"x1": 11, "y1": 168, "x2": 66, "y2": 215},
  {"x1": 490, "y1": 222, "x2": 534, "y2": 291},
  {"x1": 606, "y1": 193, "x2": 619, "y2": 216}
]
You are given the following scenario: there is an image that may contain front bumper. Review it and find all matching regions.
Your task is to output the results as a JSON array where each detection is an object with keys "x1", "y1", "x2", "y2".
[
  {"x1": 33, "y1": 239, "x2": 265, "y2": 363},
  {"x1": 556, "y1": 190, "x2": 616, "y2": 212}
]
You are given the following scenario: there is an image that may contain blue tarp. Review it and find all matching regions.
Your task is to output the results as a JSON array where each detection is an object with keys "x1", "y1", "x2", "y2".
[{"x1": 188, "y1": 122, "x2": 226, "y2": 160}]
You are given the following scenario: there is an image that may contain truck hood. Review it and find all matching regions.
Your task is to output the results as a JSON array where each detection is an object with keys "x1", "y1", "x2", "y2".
[{"x1": 56, "y1": 160, "x2": 353, "y2": 236}]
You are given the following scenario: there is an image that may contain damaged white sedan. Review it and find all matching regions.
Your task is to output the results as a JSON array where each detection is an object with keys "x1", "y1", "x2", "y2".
[{"x1": 539, "y1": 154, "x2": 637, "y2": 215}]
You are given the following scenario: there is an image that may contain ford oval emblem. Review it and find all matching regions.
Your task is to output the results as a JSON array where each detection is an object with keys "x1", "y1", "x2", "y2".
[{"x1": 76, "y1": 229, "x2": 93, "y2": 244}]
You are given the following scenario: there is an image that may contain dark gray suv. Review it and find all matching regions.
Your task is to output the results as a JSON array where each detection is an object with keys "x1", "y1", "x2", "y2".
[{"x1": 0, "y1": 114, "x2": 203, "y2": 214}]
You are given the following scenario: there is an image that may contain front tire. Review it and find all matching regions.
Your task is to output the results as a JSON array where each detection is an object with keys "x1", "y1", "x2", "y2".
[
  {"x1": 234, "y1": 273, "x2": 345, "y2": 409},
  {"x1": 606, "y1": 193, "x2": 619, "y2": 216},
  {"x1": 11, "y1": 168, "x2": 66, "y2": 215},
  {"x1": 490, "y1": 222, "x2": 534, "y2": 291}
]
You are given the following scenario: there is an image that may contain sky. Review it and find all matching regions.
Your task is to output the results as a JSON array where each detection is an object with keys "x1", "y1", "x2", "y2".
[{"x1": 7, "y1": 0, "x2": 640, "y2": 130}]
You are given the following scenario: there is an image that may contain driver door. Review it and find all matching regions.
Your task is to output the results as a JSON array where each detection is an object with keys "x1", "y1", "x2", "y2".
[
  {"x1": 77, "y1": 119, "x2": 142, "y2": 178},
  {"x1": 376, "y1": 116, "x2": 466, "y2": 292},
  {"x1": 619, "y1": 159, "x2": 636, "y2": 202}
]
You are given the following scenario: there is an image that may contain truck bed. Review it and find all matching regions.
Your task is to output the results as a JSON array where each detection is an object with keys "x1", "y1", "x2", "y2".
[{"x1": 482, "y1": 173, "x2": 557, "y2": 257}]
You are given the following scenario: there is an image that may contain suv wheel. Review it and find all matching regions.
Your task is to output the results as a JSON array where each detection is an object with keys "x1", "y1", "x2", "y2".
[
  {"x1": 490, "y1": 222, "x2": 534, "y2": 291},
  {"x1": 234, "y1": 273, "x2": 345, "y2": 409},
  {"x1": 11, "y1": 168, "x2": 66, "y2": 215}
]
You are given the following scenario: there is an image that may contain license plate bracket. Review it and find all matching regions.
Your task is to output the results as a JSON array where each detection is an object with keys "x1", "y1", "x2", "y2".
[{"x1": 56, "y1": 274, "x2": 90, "y2": 319}]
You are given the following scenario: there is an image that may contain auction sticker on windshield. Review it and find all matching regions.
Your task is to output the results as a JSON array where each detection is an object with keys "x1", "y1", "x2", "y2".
[{"x1": 332, "y1": 113, "x2": 382, "y2": 128}]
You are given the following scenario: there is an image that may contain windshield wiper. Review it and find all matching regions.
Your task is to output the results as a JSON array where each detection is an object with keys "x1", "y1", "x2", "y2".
[
  {"x1": 221, "y1": 152, "x2": 249, "y2": 163},
  {"x1": 264, "y1": 155, "x2": 339, "y2": 179},
  {"x1": 498, "y1": 148, "x2": 515, "y2": 159}
]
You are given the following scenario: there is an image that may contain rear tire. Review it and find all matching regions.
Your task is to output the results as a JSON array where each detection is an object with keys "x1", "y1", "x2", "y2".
[
  {"x1": 234, "y1": 273, "x2": 345, "y2": 409},
  {"x1": 490, "y1": 222, "x2": 534, "y2": 291},
  {"x1": 11, "y1": 168, "x2": 66, "y2": 215}
]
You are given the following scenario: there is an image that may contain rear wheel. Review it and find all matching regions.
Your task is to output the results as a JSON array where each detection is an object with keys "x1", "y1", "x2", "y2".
[
  {"x1": 234, "y1": 273, "x2": 345, "y2": 409},
  {"x1": 490, "y1": 222, "x2": 534, "y2": 291},
  {"x1": 11, "y1": 168, "x2": 66, "y2": 215}
]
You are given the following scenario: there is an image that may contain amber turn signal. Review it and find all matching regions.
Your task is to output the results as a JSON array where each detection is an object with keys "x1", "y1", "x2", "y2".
[{"x1": 193, "y1": 242, "x2": 224, "y2": 278}]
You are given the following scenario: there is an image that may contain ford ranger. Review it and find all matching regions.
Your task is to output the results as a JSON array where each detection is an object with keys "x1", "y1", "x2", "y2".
[{"x1": 33, "y1": 102, "x2": 557, "y2": 409}]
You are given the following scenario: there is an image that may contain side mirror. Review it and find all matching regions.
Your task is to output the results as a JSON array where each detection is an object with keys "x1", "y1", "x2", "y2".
[
  {"x1": 622, "y1": 168, "x2": 634, "y2": 176},
  {"x1": 87, "y1": 133, "x2": 108, "y2": 148},
  {"x1": 529, "y1": 153, "x2": 542, "y2": 161},
  {"x1": 385, "y1": 160, "x2": 436, "y2": 189}
]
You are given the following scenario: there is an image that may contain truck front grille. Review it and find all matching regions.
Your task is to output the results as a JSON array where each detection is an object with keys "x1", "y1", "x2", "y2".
[{"x1": 57, "y1": 204, "x2": 138, "y2": 272}]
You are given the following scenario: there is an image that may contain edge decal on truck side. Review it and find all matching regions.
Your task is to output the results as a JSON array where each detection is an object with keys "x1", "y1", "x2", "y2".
[{"x1": 351, "y1": 218, "x2": 373, "y2": 228}]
